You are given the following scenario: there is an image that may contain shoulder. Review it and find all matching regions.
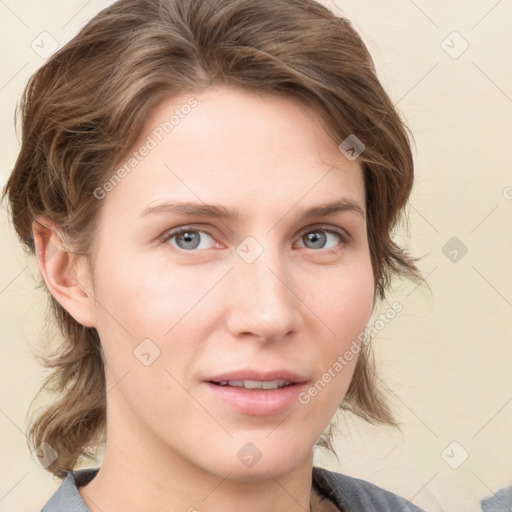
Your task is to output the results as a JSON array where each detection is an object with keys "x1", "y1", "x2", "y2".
[
  {"x1": 39, "y1": 467, "x2": 99, "y2": 512},
  {"x1": 312, "y1": 466, "x2": 426, "y2": 512},
  {"x1": 480, "y1": 483, "x2": 512, "y2": 512}
]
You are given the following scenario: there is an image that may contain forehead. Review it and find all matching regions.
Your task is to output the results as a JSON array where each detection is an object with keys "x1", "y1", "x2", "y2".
[{"x1": 99, "y1": 85, "x2": 365, "y2": 221}]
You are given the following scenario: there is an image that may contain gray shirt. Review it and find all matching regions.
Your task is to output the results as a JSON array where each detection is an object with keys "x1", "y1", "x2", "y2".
[
  {"x1": 40, "y1": 466, "x2": 425, "y2": 511},
  {"x1": 480, "y1": 484, "x2": 512, "y2": 512}
]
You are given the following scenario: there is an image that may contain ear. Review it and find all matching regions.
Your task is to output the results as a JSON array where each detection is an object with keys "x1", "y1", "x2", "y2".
[{"x1": 32, "y1": 216, "x2": 97, "y2": 328}]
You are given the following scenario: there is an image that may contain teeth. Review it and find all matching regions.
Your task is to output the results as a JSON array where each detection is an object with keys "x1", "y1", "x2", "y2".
[{"x1": 216, "y1": 379, "x2": 290, "y2": 389}]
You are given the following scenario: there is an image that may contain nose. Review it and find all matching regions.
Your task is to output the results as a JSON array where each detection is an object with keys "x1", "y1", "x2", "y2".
[{"x1": 224, "y1": 237, "x2": 302, "y2": 343}]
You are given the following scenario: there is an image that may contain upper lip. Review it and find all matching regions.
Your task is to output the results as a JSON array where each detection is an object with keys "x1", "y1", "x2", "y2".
[{"x1": 205, "y1": 369, "x2": 308, "y2": 384}]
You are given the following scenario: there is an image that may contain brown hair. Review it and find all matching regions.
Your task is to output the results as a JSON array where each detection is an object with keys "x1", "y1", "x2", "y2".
[{"x1": 2, "y1": 0, "x2": 422, "y2": 478}]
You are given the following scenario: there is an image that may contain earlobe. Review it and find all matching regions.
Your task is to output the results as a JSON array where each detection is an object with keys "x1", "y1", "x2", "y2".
[{"x1": 32, "y1": 217, "x2": 97, "y2": 328}]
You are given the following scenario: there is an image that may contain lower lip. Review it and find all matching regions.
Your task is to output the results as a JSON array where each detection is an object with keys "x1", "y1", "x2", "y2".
[{"x1": 202, "y1": 382, "x2": 306, "y2": 416}]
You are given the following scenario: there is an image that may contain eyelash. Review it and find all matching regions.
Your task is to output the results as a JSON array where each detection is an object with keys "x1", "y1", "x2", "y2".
[{"x1": 160, "y1": 224, "x2": 350, "y2": 252}]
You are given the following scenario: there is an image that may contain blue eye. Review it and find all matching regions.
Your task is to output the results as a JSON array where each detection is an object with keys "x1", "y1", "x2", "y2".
[
  {"x1": 163, "y1": 228, "x2": 216, "y2": 251},
  {"x1": 161, "y1": 225, "x2": 348, "y2": 253},
  {"x1": 296, "y1": 228, "x2": 345, "y2": 250}
]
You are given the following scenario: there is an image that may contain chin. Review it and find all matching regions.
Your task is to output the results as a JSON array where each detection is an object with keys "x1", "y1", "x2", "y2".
[
  {"x1": 201, "y1": 435, "x2": 314, "y2": 481},
  {"x1": 218, "y1": 457, "x2": 310, "y2": 483}
]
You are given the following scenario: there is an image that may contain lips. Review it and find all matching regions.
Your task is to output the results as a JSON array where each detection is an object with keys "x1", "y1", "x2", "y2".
[
  {"x1": 202, "y1": 369, "x2": 308, "y2": 416},
  {"x1": 216, "y1": 379, "x2": 291, "y2": 390},
  {"x1": 206, "y1": 369, "x2": 307, "y2": 387}
]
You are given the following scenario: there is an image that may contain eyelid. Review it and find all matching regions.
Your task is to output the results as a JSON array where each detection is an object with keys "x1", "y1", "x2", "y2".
[
  {"x1": 159, "y1": 224, "x2": 219, "y2": 250},
  {"x1": 160, "y1": 223, "x2": 351, "y2": 251},
  {"x1": 295, "y1": 223, "x2": 351, "y2": 243}
]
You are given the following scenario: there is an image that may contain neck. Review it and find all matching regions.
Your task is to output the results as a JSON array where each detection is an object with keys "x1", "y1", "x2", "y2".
[{"x1": 79, "y1": 403, "x2": 315, "y2": 512}]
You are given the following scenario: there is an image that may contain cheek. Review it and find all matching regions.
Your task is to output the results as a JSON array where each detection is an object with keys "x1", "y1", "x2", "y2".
[
  {"x1": 92, "y1": 253, "x2": 186, "y2": 331},
  {"x1": 308, "y1": 256, "x2": 374, "y2": 403},
  {"x1": 303, "y1": 267, "x2": 373, "y2": 417},
  {"x1": 314, "y1": 257, "x2": 375, "y2": 343},
  {"x1": 90, "y1": 254, "x2": 217, "y2": 379}
]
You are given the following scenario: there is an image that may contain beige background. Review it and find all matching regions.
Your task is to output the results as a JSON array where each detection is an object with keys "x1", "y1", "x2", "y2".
[{"x1": 1, "y1": 1, "x2": 511, "y2": 511}]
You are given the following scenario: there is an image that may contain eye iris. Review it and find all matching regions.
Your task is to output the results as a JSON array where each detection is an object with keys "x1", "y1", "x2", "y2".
[
  {"x1": 171, "y1": 229, "x2": 335, "y2": 251},
  {"x1": 176, "y1": 231, "x2": 200, "y2": 250},
  {"x1": 304, "y1": 231, "x2": 327, "y2": 249}
]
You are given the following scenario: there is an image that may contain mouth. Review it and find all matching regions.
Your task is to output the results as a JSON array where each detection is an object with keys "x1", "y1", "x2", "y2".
[
  {"x1": 202, "y1": 370, "x2": 308, "y2": 416},
  {"x1": 212, "y1": 379, "x2": 294, "y2": 390}
]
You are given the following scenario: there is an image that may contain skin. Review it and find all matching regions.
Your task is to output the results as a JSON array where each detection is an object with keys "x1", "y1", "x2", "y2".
[{"x1": 34, "y1": 86, "x2": 375, "y2": 512}]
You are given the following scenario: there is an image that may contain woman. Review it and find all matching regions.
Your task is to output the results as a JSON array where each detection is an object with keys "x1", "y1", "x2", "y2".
[{"x1": 2, "y1": 0, "x2": 425, "y2": 510}]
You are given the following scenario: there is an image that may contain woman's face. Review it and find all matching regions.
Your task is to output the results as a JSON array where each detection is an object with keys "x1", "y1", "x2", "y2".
[{"x1": 84, "y1": 86, "x2": 374, "y2": 479}]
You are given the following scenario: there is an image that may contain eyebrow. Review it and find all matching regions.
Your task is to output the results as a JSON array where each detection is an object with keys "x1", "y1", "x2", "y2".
[{"x1": 139, "y1": 198, "x2": 366, "y2": 221}]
